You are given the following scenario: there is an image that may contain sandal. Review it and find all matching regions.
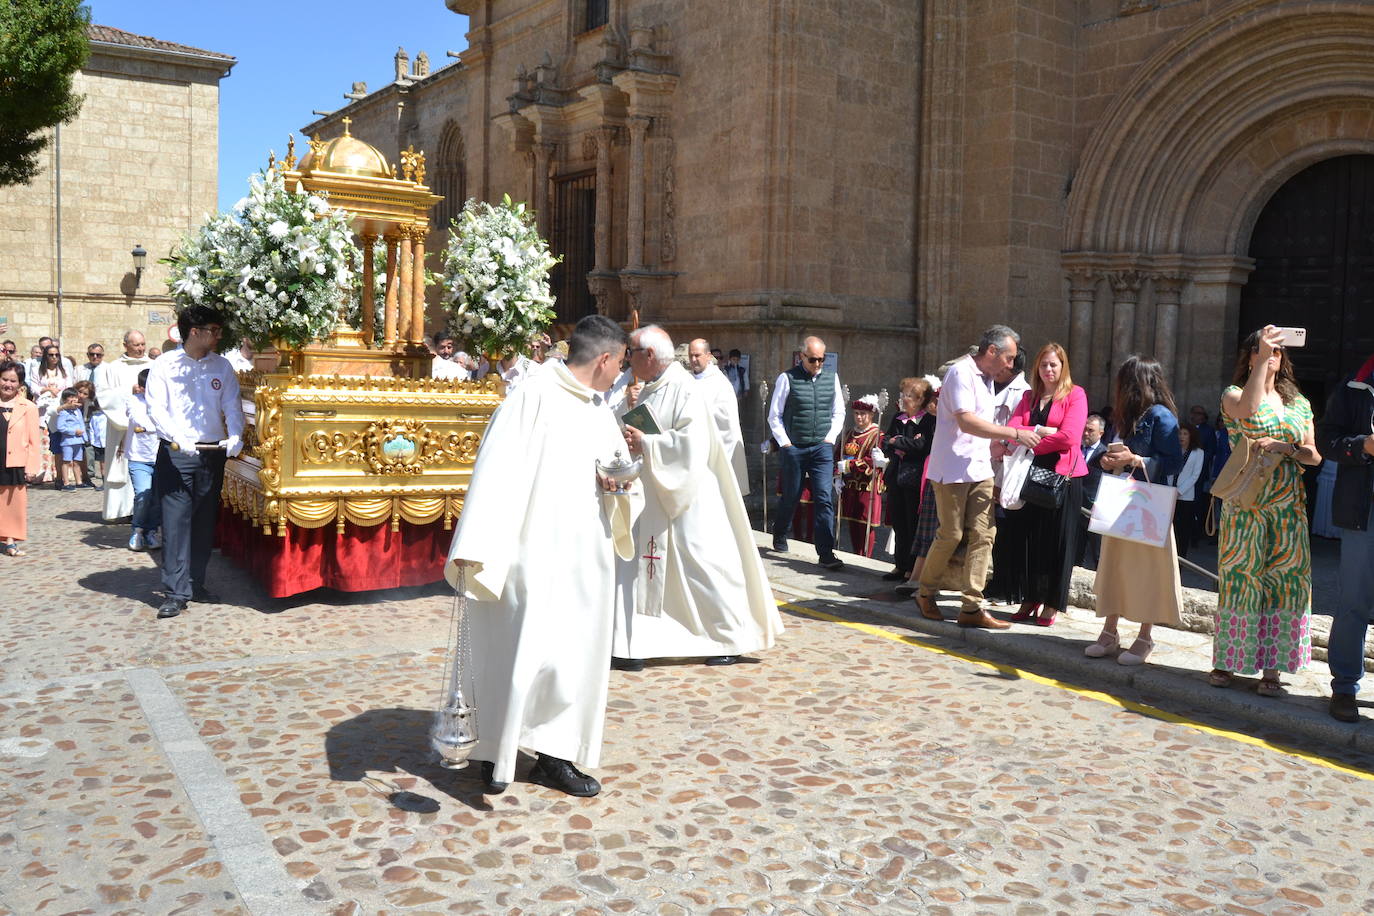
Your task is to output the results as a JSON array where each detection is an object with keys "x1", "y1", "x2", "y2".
[
  {"x1": 1, "y1": 543, "x2": 24, "y2": 557},
  {"x1": 1117, "y1": 637, "x2": 1155, "y2": 666},
  {"x1": 1207, "y1": 669, "x2": 1234, "y2": 688},
  {"x1": 1256, "y1": 676, "x2": 1283, "y2": 698},
  {"x1": 1084, "y1": 630, "x2": 1119, "y2": 658}
]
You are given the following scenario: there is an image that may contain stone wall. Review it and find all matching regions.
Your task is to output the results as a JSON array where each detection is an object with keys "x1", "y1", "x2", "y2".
[{"x1": 0, "y1": 45, "x2": 229, "y2": 354}]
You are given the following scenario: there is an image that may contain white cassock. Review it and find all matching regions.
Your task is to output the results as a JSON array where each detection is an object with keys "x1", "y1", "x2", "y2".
[
  {"x1": 96, "y1": 353, "x2": 154, "y2": 519},
  {"x1": 613, "y1": 362, "x2": 782, "y2": 659},
  {"x1": 445, "y1": 361, "x2": 635, "y2": 784},
  {"x1": 693, "y1": 363, "x2": 749, "y2": 495}
]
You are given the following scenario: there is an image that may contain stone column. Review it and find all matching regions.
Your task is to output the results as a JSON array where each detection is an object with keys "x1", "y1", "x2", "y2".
[
  {"x1": 624, "y1": 116, "x2": 650, "y2": 270},
  {"x1": 411, "y1": 228, "x2": 427, "y2": 344},
  {"x1": 1152, "y1": 274, "x2": 1185, "y2": 382},
  {"x1": 1066, "y1": 269, "x2": 1098, "y2": 372},
  {"x1": 398, "y1": 232, "x2": 414, "y2": 342},
  {"x1": 593, "y1": 126, "x2": 615, "y2": 272},
  {"x1": 360, "y1": 233, "x2": 377, "y2": 347},
  {"x1": 383, "y1": 234, "x2": 400, "y2": 346},
  {"x1": 533, "y1": 141, "x2": 554, "y2": 238},
  {"x1": 1107, "y1": 270, "x2": 1144, "y2": 382}
]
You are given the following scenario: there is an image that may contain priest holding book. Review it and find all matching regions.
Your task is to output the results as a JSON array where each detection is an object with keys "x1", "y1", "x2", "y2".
[{"x1": 611, "y1": 325, "x2": 783, "y2": 670}]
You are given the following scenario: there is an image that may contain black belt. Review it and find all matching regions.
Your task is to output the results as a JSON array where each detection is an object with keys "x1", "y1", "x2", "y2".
[{"x1": 161, "y1": 440, "x2": 226, "y2": 452}]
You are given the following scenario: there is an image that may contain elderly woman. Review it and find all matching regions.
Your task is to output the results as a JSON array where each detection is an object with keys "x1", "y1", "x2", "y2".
[
  {"x1": 1, "y1": 361, "x2": 42, "y2": 556},
  {"x1": 1211, "y1": 325, "x2": 1320, "y2": 695},
  {"x1": 1003, "y1": 342, "x2": 1089, "y2": 627},
  {"x1": 1088, "y1": 356, "x2": 1184, "y2": 666},
  {"x1": 882, "y1": 377, "x2": 937, "y2": 580}
]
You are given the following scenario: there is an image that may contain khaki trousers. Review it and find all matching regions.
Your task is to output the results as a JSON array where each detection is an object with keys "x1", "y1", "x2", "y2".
[{"x1": 918, "y1": 479, "x2": 996, "y2": 613}]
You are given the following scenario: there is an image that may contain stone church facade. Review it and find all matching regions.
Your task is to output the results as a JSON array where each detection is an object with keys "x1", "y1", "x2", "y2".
[
  {"x1": 306, "y1": 0, "x2": 1374, "y2": 413},
  {"x1": 0, "y1": 26, "x2": 234, "y2": 353}
]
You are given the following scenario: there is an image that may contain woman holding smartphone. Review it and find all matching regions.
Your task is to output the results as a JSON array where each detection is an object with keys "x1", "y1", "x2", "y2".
[
  {"x1": 1087, "y1": 356, "x2": 1185, "y2": 665},
  {"x1": 1210, "y1": 325, "x2": 1319, "y2": 695}
]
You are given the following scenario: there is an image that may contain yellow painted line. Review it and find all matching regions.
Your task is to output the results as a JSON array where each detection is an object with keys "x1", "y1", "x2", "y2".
[{"x1": 778, "y1": 599, "x2": 1374, "y2": 783}]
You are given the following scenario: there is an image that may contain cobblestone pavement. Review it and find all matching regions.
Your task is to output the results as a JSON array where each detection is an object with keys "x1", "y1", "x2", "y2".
[{"x1": 2, "y1": 488, "x2": 1374, "y2": 915}]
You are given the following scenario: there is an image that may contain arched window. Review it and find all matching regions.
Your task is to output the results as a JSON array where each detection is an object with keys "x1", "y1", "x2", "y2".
[{"x1": 431, "y1": 121, "x2": 467, "y2": 235}]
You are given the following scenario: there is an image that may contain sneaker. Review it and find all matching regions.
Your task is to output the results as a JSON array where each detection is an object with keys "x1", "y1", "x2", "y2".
[
  {"x1": 144, "y1": 530, "x2": 162, "y2": 550},
  {"x1": 128, "y1": 530, "x2": 146, "y2": 551}
]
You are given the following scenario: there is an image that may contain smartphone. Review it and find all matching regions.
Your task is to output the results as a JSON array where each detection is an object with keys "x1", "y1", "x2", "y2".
[{"x1": 1275, "y1": 327, "x2": 1307, "y2": 348}]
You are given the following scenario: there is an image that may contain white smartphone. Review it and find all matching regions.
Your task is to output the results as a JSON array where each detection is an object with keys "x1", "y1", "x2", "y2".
[{"x1": 1275, "y1": 327, "x2": 1307, "y2": 348}]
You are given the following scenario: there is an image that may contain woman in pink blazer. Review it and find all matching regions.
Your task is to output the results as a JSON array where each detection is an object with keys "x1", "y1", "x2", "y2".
[
  {"x1": 1, "y1": 361, "x2": 43, "y2": 556},
  {"x1": 1002, "y1": 343, "x2": 1089, "y2": 626}
]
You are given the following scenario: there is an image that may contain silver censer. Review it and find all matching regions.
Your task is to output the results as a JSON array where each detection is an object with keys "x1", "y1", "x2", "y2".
[
  {"x1": 430, "y1": 562, "x2": 479, "y2": 768},
  {"x1": 597, "y1": 449, "x2": 643, "y2": 494}
]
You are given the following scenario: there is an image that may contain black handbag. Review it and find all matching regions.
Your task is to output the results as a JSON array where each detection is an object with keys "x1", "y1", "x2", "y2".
[{"x1": 1020, "y1": 464, "x2": 1067, "y2": 509}]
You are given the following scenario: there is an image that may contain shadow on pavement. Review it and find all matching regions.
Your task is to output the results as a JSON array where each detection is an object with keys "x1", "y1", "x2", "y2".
[
  {"x1": 325, "y1": 707, "x2": 496, "y2": 812},
  {"x1": 777, "y1": 597, "x2": 1374, "y2": 776},
  {"x1": 78, "y1": 565, "x2": 165, "y2": 608}
]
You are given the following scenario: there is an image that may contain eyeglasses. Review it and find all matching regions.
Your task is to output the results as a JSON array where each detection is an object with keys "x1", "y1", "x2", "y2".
[
  {"x1": 193, "y1": 325, "x2": 223, "y2": 335},
  {"x1": 803, "y1": 356, "x2": 825, "y2": 364},
  {"x1": 627, "y1": 346, "x2": 648, "y2": 355},
  {"x1": 87, "y1": 351, "x2": 103, "y2": 357}
]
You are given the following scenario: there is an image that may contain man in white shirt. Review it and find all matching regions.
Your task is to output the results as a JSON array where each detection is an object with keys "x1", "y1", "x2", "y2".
[
  {"x1": 25, "y1": 336, "x2": 74, "y2": 380},
  {"x1": 73, "y1": 342, "x2": 105, "y2": 383},
  {"x1": 687, "y1": 337, "x2": 749, "y2": 494},
  {"x1": 145, "y1": 306, "x2": 245, "y2": 620},
  {"x1": 916, "y1": 325, "x2": 1039, "y2": 629},
  {"x1": 95, "y1": 330, "x2": 154, "y2": 521},
  {"x1": 431, "y1": 332, "x2": 467, "y2": 380},
  {"x1": 768, "y1": 335, "x2": 846, "y2": 570}
]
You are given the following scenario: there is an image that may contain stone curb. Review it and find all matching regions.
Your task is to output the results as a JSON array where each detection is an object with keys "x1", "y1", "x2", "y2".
[{"x1": 758, "y1": 533, "x2": 1374, "y2": 762}]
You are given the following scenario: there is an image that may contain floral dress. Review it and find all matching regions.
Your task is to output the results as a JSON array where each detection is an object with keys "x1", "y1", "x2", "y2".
[{"x1": 1215, "y1": 387, "x2": 1313, "y2": 675}]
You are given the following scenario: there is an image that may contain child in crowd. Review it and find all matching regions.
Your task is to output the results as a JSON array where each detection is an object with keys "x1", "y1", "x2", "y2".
[
  {"x1": 53, "y1": 388, "x2": 87, "y2": 491},
  {"x1": 72, "y1": 379, "x2": 103, "y2": 489},
  {"x1": 118, "y1": 368, "x2": 161, "y2": 550}
]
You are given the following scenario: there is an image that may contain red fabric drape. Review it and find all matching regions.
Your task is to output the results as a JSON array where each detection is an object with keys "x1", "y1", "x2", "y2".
[{"x1": 216, "y1": 512, "x2": 450, "y2": 598}]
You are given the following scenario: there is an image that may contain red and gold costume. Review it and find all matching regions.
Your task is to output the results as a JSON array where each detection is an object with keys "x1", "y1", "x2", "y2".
[{"x1": 837, "y1": 423, "x2": 885, "y2": 556}]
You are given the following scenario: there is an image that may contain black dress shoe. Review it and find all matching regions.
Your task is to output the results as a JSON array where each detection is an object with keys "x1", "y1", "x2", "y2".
[
  {"x1": 156, "y1": 599, "x2": 186, "y2": 619},
  {"x1": 1330, "y1": 692, "x2": 1360, "y2": 723},
  {"x1": 532, "y1": 754, "x2": 600, "y2": 797},
  {"x1": 610, "y1": 656, "x2": 645, "y2": 672},
  {"x1": 704, "y1": 655, "x2": 739, "y2": 666},
  {"x1": 479, "y1": 760, "x2": 508, "y2": 794},
  {"x1": 819, "y1": 556, "x2": 844, "y2": 571},
  {"x1": 881, "y1": 569, "x2": 907, "y2": 581},
  {"x1": 191, "y1": 588, "x2": 220, "y2": 604},
  {"x1": 772, "y1": 536, "x2": 788, "y2": 552}
]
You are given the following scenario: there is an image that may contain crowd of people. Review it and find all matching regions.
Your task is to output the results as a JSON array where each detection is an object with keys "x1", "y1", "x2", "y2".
[{"x1": 763, "y1": 324, "x2": 1370, "y2": 726}]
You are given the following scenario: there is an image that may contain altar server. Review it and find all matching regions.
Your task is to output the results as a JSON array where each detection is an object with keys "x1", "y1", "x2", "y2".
[
  {"x1": 687, "y1": 337, "x2": 749, "y2": 495},
  {"x1": 613, "y1": 326, "x2": 782, "y2": 669},
  {"x1": 145, "y1": 307, "x2": 244, "y2": 620},
  {"x1": 445, "y1": 315, "x2": 634, "y2": 797},
  {"x1": 95, "y1": 330, "x2": 154, "y2": 519}
]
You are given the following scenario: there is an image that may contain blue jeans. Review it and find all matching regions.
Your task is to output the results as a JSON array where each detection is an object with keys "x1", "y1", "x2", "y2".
[
  {"x1": 1334, "y1": 504, "x2": 1374, "y2": 695},
  {"x1": 774, "y1": 442, "x2": 837, "y2": 559},
  {"x1": 129, "y1": 460, "x2": 161, "y2": 533}
]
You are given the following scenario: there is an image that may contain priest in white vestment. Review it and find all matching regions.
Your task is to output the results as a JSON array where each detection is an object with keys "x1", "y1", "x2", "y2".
[
  {"x1": 687, "y1": 337, "x2": 749, "y2": 495},
  {"x1": 96, "y1": 330, "x2": 154, "y2": 520},
  {"x1": 444, "y1": 315, "x2": 635, "y2": 797},
  {"x1": 613, "y1": 326, "x2": 782, "y2": 669}
]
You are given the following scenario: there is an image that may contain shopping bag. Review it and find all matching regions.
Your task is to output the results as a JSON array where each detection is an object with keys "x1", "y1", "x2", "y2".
[
  {"x1": 1088, "y1": 471, "x2": 1176, "y2": 547},
  {"x1": 998, "y1": 445, "x2": 1033, "y2": 510}
]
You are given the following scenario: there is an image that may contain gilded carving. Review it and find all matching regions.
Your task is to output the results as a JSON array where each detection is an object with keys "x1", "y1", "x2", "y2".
[{"x1": 299, "y1": 418, "x2": 483, "y2": 474}]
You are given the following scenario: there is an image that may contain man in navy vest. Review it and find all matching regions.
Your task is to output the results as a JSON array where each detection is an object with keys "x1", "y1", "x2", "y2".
[{"x1": 768, "y1": 335, "x2": 846, "y2": 570}]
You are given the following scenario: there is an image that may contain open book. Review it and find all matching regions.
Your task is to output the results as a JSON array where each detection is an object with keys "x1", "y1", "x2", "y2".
[{"x1": 620, "y1": 400, "x2": 663, "y2": 435}]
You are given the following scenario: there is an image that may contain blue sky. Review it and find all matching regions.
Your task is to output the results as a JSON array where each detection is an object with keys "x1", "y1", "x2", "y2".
[{"x1": 85, "y1": 1, "x2": 469, "y2": 213}]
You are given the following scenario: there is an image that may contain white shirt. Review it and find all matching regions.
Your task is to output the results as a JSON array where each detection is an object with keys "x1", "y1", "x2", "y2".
[
  {"x1": 144, "y1": 348, "x2": 246, "y2": 456},
  {"x1": 122, "y1": 393, "x2": 160, "y2": 463},
  {"x1": 926, "y1": 355, "x2": 996, "y2": 484},
  {"x1": 498, "y1": 356, "x2": 536, "y2": 394},
  {"x1": 73, "y1": 361, "x2": 102, "y2": 383},
  {"x1": 227, "y1": 348, "x2": 254, "y2": 372},
  {"x1": 767, "y1": 370, "x2": 846, "y2": 447},
  {"x1": 432, "y1": 355, "x2": 467, "y2": 380}
]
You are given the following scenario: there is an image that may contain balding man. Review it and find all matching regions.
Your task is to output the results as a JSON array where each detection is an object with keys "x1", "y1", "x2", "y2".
[
  {"x1": 97, "y1": 329, "x2": 154, "y2": 520},
  {"x1": 688, "y1": 338, "x2": 748, "y2": 494},
  {"x1": 768, "y1": 335, "x2": 845, "y2": 570},
  {"x1": 614, "y1": 326, "x2": 781, "y2": 669}
]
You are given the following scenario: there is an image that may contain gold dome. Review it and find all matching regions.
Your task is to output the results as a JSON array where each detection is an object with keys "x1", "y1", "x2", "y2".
[{"x1": 300, "y1": 123, "x2": 393, "y2": 179}]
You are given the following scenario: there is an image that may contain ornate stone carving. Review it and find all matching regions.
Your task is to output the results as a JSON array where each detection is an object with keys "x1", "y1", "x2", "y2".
[
  {"x1": 588, "y1": 272, "x2": 617, "y2": 316},
  {"x1": 661, "y1": 134, "x2": 677, "y2": 263}
]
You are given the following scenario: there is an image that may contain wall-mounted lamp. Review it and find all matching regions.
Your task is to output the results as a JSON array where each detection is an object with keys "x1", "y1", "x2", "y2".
[{"x1": 131, "y1": 244, "x2": 147, "y2": 290}]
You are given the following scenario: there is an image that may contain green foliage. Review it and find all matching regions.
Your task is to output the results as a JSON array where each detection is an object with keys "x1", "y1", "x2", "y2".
[{"x1": 0, "y1": 0, "x2": 91, "y2": 187}]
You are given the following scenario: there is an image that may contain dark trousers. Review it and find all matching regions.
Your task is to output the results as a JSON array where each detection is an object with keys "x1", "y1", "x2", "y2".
[
  {"x1": 774, "y1": 442, "x2": 837, "y2": 559},
  {"x1": 1174, "y1": 499, "x2": 1195, "y2": 559},
  {"x1": 1075, "y1": 492, "x2": 1101, "y2": 569},
  {"x1": 888, "y1": 484, "x2": 921, "y2": 573},
  {"x1": 155, "y1": 444, "x2": 226, "y2": 602}
]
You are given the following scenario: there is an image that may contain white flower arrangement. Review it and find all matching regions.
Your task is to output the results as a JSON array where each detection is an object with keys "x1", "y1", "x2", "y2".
[
  {"x1": 438, "y1": 195, "x2": 558, "y2": 357},
  {"x1": 164, "y1": 168, "x2": 359, "y2": 350}
]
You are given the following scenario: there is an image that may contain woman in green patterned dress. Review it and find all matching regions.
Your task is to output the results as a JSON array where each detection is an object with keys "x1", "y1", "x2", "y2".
[{"x1": 1213, "y1": 325, "x2": 1322, "y2": 695}]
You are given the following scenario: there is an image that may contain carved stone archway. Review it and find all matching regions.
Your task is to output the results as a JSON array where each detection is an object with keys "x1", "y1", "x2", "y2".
[{"x1": 1062, "y1": 0, "x2": 1374, "y2": 402}]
